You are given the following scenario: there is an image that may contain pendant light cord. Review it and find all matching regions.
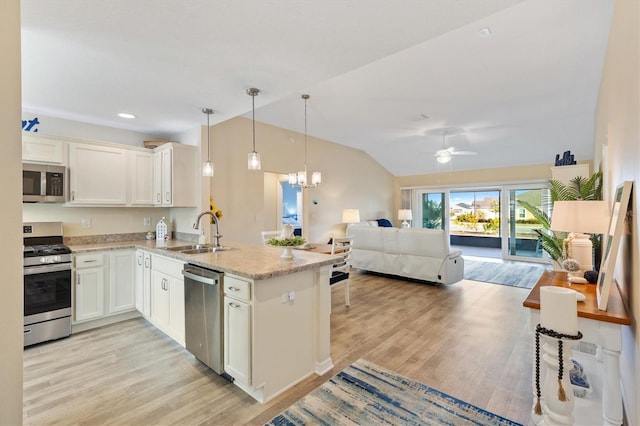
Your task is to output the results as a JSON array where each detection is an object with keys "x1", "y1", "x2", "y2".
[
  {"x1": 252, "y1": 92, "x2": 256, "y2": 152},
  {"x1": 303, "y1": 94, "x2": 309, "y2": 170}
]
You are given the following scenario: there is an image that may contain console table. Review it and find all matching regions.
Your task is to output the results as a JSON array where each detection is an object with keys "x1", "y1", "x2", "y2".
[{"x1": 523, "y1": 271, "x2": 630, "y2": 425}]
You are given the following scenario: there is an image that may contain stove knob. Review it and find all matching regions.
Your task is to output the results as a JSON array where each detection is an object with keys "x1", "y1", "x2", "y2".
[
  {"x1": 53, "y1": 255, "x2": 60, "y2": 263},
  {"x1": 40, "y1": 257, "x2": 46, "y2": 264}
]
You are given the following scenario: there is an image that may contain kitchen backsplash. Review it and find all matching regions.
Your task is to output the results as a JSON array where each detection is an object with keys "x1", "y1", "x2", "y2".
[{"x1": 64, "y1": 231, "x2": 197, "y2": 246}]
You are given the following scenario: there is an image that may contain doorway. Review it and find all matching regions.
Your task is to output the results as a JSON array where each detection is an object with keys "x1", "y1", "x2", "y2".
[{"x1": 263, "y1": 172, "x2": 302, "y2": 236}]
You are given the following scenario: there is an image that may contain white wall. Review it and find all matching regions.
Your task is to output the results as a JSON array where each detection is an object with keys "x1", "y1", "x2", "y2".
[
  {"x1": 593, "y1": 0, "x2": 640, "y2": 422},
  {"x1": 208, "y1": 117, "x2": 395, "y2": 245},
  {"x1": 21, "y1": 111, "x2": 162, "y2": 148},
  {"x1": 1, "y1": 0, "x2": 24, "y2": 423}
]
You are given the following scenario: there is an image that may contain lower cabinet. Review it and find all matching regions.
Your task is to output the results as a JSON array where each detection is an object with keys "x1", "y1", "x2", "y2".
[
  {"x1": 135, "y1": 250, "x2": 152, "y2": 316},
  {"x1": 74, "y1": 250, "x2": 135, "y2": 324},
  {"x1": 223, "y1": 275, "x2": 252, "y2": 387},
  {"x1": 75, "y1": 254, "x2": 105, "y2": 322},
  {"x1": 149, "y1": 255, "x2": 185, "y2": 346},
  {"x1": 109, "y1": 250, "x2": 136, "y2": 313}
]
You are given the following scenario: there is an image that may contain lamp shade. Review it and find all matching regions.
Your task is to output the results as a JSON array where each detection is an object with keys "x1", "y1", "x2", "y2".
[
  {"x1": 398, "y1": 209, "x2": 413, "y2": 221},
  {"x1": 550, "y1": 200, "x2": 610, "y2": 234},
  {"x1": 342, "y1": 209, "x2": 360, "y2": 224}
]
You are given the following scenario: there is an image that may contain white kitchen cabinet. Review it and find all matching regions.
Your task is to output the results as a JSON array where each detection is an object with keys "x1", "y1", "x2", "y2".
[
  {"x1": 223, "y1": 275, "x2": 252, "y2": 387},
  {"x1": 150, "y1": 254, "x2": 185, "y2": 345},
  {"x1": 153, "y1": 143, "x2": 197, "y2": 207},
  {"x1": 135, "y1": 250, "x2": 152, "y2": 316},
  {"x1": 74, "y1": 253, "x2": 105, "y2": 322},
  {"x1": 68, "y1": 143, "x2": 127, "y2": 205},
  {"x1": 108, "y1": 250, "x2": 135, "y2": 314},
  {"x1": 130, "y1": 150, "x2": 155, "y2": 205},
  {"x1": 22, "y1": 133, "x2": 66, "y2": 164}
]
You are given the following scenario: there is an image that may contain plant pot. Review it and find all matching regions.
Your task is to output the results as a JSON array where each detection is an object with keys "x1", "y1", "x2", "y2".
[{"x1": 280, "y1": 247, "x2": 294, "y2": 259}]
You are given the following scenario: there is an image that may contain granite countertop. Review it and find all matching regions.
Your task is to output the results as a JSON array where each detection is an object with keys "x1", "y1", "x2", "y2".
[{"x1": 68, "y1": 239, "x2": 339, "y2": 280}]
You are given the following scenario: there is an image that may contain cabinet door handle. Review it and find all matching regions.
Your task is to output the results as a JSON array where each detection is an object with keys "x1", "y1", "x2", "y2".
[
  {"x1": 71, "y1": 190, "x2": 75, "y2": 201},
  {"x1": 137, "y1": 257, "x2": 142, "y2": 266},
  {"x1": 228, "y1": 302, "x2": 241, "y2": 309},
  {"x1": 77, "y1": 274, "x2": 81, "y2": 286},
  {"x1": 165, "y1": 192, "x2": 170, "y2": 203},
  {"x1": 144, "y1": 258, "x2": 150, "y2": 268},
  {"x1": 156, "y1": 193, "x2": 161, "y2": 202},
  {"x1": 82, "y1": 259, "x2": 97, "y2": 264},
  {"x1": 228, "y1": 286, "x2": 240, "y2": 292}
]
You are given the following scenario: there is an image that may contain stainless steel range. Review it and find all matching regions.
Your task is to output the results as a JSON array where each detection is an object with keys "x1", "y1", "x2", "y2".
[{"x1": 23, "y1": 222, "x2": 72, "y2": 347}]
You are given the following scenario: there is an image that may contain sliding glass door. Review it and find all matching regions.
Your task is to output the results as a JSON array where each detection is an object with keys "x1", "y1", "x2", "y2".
[
  {"x1": 421, "y1": 192, "x2": 446, "y2": 230},
  {"x1": 502, "y1": 184, "x2": 549, "y2": 262}
]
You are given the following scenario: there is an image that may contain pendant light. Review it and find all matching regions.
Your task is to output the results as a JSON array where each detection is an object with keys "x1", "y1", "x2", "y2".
[
  {"x1": 247, "y1": 88, "x2": 261, "y2": 170},
  {"x1": 289, "y1": 94, "x2": 321, "y2": 188},
  {"x1": 202, "y1": 108, "x2": 214, "y2": 177}
]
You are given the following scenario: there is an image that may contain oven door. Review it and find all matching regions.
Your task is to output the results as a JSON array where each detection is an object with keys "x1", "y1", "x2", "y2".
[{"x1": 24, "y1": 263, "x2": 72, "y2": 325}]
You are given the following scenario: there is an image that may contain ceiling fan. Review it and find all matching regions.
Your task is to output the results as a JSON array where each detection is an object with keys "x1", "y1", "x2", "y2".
[{"x1": 434, "y1": 131, "x2": 477, "y2": 164}]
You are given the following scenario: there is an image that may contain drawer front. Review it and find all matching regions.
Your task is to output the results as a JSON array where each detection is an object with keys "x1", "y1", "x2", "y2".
[
  {"x1": 224, "y1": 275, "x2": 251, "y2": 302},
  {"x1": 74, "y1": 253, "x2": 104, "y2": 268},
  {"x1": 152, "y1": 255, "x2": 184, "y2": 278}
]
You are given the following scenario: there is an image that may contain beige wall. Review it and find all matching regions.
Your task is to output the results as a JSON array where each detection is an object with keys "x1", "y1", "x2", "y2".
[
  {"x1": 208, "y1": 117, "x2": 395, "y2": 245},
  {"x1": 1, "y1": 0, "x2": 24, "y2": 423},
  {"x1": 593, "y1": 0, "x2": 640, "y2": 422}
]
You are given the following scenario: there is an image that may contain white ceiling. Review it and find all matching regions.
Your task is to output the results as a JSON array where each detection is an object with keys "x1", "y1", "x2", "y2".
[{"x1": 21, "y1": 0, "x2": 614, "y2": 176}]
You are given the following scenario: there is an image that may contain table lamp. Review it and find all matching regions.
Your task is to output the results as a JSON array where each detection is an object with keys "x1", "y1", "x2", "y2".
[
  {"x1": 550, "y1": 200, "x2": 610, "y2": 283},
  {"x1": 398, "y1": 209, "x2": 412, "y2": 229},
  {"x1": 342, "y1": 209, "x2": 360, "y2": 236}
]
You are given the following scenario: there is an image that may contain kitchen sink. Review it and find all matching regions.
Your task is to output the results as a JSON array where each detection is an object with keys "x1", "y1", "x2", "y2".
[
  {"x1": 181, "y1": 246, "x2": 236, "y2": 254},
  {"x1": 164, "y1": 244, "x2": 213, "y2": 252}
]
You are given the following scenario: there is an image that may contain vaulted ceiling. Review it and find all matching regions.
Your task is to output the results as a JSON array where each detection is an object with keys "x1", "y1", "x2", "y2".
[{"x1": 21, "y1": 0, "x2": 614, "y2": 176}]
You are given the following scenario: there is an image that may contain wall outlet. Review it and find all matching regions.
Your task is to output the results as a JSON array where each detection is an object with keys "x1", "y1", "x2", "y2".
[
  {"x1": 81, "y1": 217, "x2": 91, "y2": 228},
  {"x1": 143, "y1": 217, "x2": 151, "y2": 226}
]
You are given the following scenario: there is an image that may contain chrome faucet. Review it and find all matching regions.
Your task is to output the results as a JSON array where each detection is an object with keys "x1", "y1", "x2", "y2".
[{"x1": 193, "y1": 211, "x2": 222, "y2": 247}]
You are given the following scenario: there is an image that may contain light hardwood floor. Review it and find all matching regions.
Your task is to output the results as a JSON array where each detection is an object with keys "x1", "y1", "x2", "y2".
[{"x1": 24, "y1": 272, "x2": 535, "y2": 425}]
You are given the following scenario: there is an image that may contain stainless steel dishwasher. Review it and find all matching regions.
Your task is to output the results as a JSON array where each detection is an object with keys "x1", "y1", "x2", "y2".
[{"x1": 182, "y1": 264, "x2": 224, "y2": 375}]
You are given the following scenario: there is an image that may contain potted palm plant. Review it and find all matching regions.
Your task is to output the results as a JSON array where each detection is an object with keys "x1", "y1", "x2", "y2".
[{"x1": 518, "y1": 172, "x2": 603, "y2": 268}]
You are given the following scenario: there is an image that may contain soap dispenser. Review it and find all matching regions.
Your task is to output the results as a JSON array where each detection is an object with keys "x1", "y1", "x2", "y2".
[{"x1": 198, "y1": 231, "x2": 206, "y2": 245}]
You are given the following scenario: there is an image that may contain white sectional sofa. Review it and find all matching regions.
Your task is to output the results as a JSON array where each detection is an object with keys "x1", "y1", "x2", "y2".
[{"x1": 348, "y1": 226, "x2": 464, "y2": 285}]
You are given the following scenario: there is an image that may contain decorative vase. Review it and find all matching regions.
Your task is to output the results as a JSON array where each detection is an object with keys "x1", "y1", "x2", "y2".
[{"x1": 281, "y1": 247, "x2": 294, "y2": 259}]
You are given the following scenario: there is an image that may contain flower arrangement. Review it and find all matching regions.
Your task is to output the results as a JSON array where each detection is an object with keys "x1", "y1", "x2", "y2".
[
  {"x1": 209, "y1": 196, "x2": 222, "y2": 222},
  {"x1": 267, "y1": 236, "x2": 306, "y2": 247}
]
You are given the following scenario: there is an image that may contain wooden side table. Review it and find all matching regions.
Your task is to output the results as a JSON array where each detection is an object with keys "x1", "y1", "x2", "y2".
[{"x1": 523, "y1": 271, "x2": 630, "y2": 425}]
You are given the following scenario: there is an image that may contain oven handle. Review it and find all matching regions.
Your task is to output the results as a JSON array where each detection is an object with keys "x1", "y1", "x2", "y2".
[{"x1": 23, "y1": 263, "x2": 71, "y2": 275}]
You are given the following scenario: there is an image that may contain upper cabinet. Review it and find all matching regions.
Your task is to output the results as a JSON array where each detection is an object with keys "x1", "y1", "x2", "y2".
[
  {"x1": 24, "y1": 132, "x2": 197, "y2": 207},
  {"x1": 153, "y1": 144, "x2": 197, "y2": 208},
  {"x1": 22, "y1": 133, "x2": 66, "y2": 164},
  {"x1": 68, "y1": 143, "x2": 128, "y2": 205},
  {"x1": 130, "y1": 150, "x2": 155, "y2": 205}
]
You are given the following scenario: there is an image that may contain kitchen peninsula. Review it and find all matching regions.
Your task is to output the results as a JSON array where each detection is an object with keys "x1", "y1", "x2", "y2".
[{"x1": 69, "y1": 239, "x2": 339, "y2": 403}]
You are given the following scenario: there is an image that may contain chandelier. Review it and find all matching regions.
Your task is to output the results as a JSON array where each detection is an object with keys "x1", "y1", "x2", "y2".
[{"x1": 289, "y1": 94, "x2": 321, "y2": 188}]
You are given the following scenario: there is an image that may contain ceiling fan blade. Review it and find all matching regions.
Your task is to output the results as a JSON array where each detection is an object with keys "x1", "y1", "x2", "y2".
[{"x1": 450, "y1": 150, "x2": 477, "y2": 156}]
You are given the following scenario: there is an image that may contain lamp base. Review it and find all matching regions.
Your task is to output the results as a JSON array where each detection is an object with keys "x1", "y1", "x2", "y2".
[
  {"x1": 401, "y1": 221, "x2": 410, "y2": 229},
  {"x1": 567, "y1": 272, "x2": 588, "y2": 284}
]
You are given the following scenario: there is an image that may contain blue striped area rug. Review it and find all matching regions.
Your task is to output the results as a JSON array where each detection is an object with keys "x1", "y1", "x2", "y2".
[
  {"x1": 266, "y1": 359, "x2": 522, "y2": 426},
  {"x1": 463, "y1": 258, "x2": 545, "y2": 289}
]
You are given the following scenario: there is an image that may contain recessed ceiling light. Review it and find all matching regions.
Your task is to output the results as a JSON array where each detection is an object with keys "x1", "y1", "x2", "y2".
[
  {"x1": 118, "y1": 113, "x2": 136, "y2": 119},
  {"x1": 479, "y1": 27, "x2": 492, "y2": 38}
]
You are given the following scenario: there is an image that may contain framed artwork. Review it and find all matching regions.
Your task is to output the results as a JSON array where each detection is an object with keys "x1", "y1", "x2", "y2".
[{"x1": 597, "y1": 181, "x2": 633, "y2": 310}]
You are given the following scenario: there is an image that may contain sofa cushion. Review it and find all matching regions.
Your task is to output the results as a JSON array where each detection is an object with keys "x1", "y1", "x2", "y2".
[{"x1": 397, "y1": 228, "x2": 449, "y2": 258}]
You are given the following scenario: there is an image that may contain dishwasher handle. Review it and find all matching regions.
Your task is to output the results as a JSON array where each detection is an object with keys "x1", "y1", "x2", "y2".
[{"x1": 181, "y1": 268, "x2": 219, "y2": 286}]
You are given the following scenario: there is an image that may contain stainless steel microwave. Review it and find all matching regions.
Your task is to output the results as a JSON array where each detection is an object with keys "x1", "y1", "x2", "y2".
[{"x1": 22, "y1": 163, "x2": 66, "y2": 203}]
